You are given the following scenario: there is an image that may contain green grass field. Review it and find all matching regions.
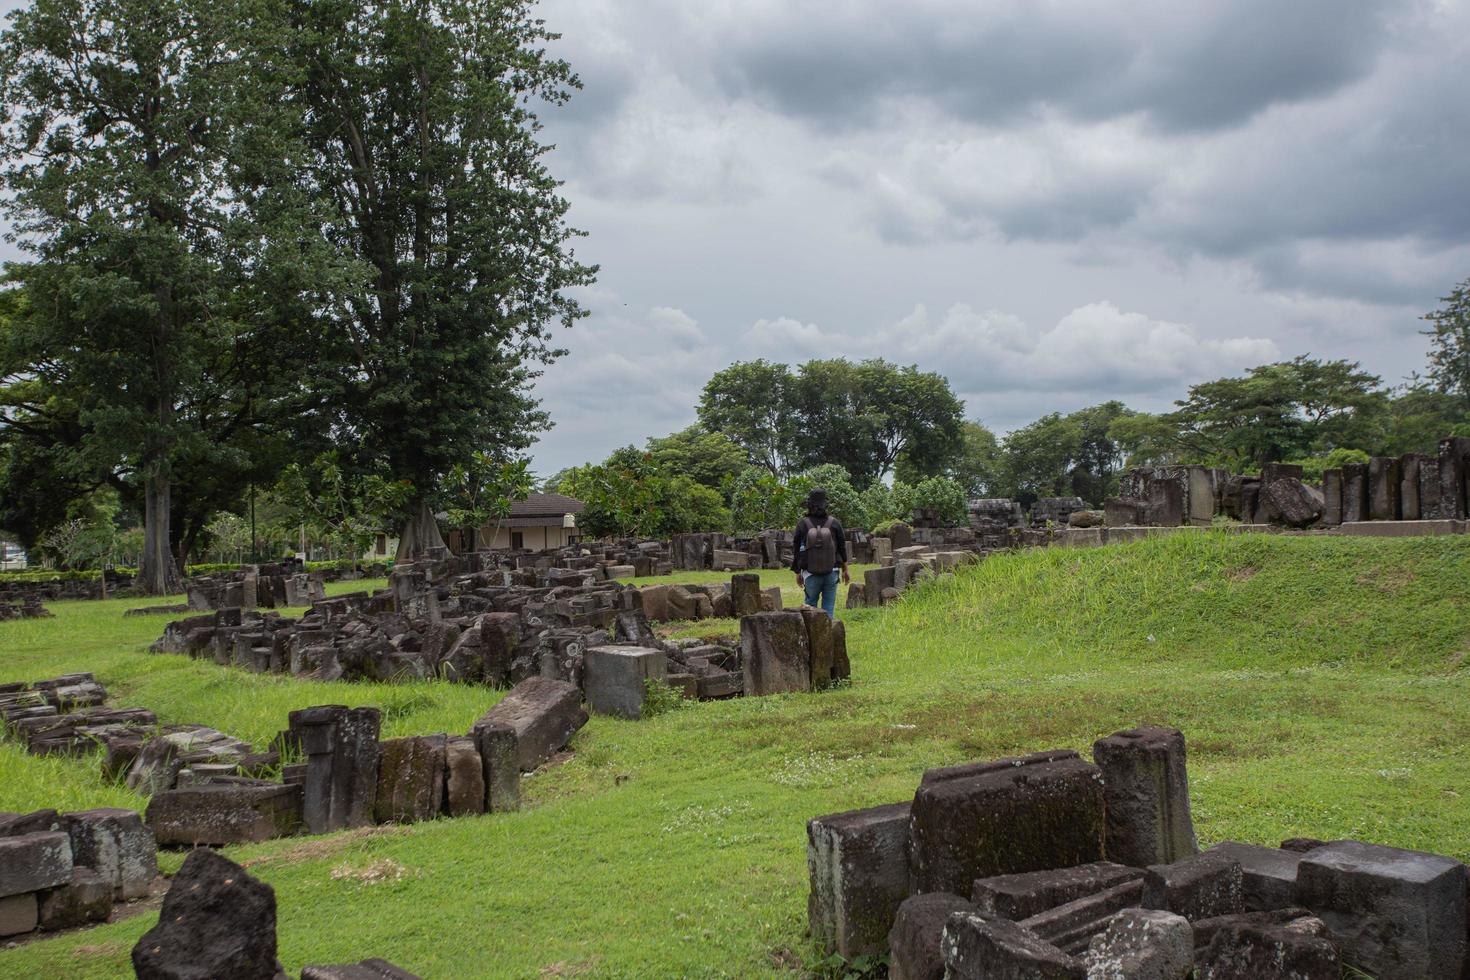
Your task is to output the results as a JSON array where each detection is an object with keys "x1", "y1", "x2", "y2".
[{"x1": 2, "y1": 534, "x2": 1469, "y2": 978}]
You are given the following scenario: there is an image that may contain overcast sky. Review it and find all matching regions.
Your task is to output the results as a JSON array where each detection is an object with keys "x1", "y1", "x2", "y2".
[{"x1": 4, "y1": 0, "x2": 1469, "y2": 479}]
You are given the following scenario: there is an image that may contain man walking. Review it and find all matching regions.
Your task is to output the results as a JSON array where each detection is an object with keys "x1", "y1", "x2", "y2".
[{"x1": 792, "y1": 488, "x2": 850, "y2": 618}]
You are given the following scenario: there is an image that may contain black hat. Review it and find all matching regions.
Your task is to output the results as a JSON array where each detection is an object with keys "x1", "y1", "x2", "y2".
[{"x1": 806, "y1": 488, "x2": 829, "y2": 513}]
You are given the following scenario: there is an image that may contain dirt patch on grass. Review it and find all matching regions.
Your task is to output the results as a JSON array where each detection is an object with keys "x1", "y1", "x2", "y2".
[
  {"x1": 241, "y1": 824, "x2": 409, "y2": 870},
  {"x1": 329, "y1": 857, "x2": 413, "y2": 886},
  {"x1": 541, "y1": 959, "x2": 598, "y2": 976},
  {"x1": 1356, "y1": 566, "x2": 1417, "y2": 593},
  {"x1": 1225, "y1": 566, "x2": 1259, "y2": 583}
]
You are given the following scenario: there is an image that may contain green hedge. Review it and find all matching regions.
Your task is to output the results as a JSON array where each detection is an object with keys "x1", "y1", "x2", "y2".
[{"x1": 0, "y1": 557, "x2": 391, "y2": 585}]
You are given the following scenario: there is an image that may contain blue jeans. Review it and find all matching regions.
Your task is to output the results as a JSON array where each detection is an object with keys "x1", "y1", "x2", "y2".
[{"x1": 803, "y1": 569, "x2": 841, "y2": 618}]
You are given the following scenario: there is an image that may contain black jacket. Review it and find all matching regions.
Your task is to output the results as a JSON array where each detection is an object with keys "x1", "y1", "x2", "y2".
[{"x1": 791, "y1": 515, "x2": 847, "y2": 573}]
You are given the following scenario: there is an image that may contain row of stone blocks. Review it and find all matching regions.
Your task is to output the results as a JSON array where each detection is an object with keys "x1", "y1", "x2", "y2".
[
  {"x1": 808, "y1": 726, "x2": 1468, "y2": 979},
  {"x1": 134, "y1": 847, "x2": 420, "y2": 980},
  {"x1": 1323, "y1": 437, "x2": 1470, "y2": 525},
  {"x1": 0, "y1": 806, "x2": 158, "y2": 939},
  {"x1": 144, "y1": 677, "x2": 589, "y2": 847}
]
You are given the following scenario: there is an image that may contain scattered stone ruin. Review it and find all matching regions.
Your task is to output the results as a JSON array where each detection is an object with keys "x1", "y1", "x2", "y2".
[
  {"x1": 0, "y1": 596, "x2": 52, "y2": 621},
  {"x1": 0, "y1": 803, "x2": 159, "y2": 939},
  {"x1": 847, "y1": 544, "x2": 980, "y2": 609},
  {"x1": 186, "y1": 562, "x2": 328, "y2": 611},
  {"x1": 132, "y1": 847, "x2": 419, "y2": 980},
  {"x1": 807, "y1": 726, "x2": 1467, "y2": 978}
]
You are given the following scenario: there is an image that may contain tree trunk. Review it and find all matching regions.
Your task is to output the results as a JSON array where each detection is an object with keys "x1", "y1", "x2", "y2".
[
  {"x1": 140, "y1": 472, "x2": 183, "y2": 595},
  {"x1": 394, "y1": 497, "x2": 448, "y2": 563}
]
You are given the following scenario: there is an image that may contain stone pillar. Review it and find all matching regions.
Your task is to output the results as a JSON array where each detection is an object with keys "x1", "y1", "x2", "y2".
[
  {"x1": 1092, "y1": 726, "x2": 1198, "y2": 868},
  {"x1": 471, "y1": 722, "x2": 521, "y2": 812},
  {"x1": 730, "y1": 573, "x2": 764, "y2": 618},
  {"x1": 1399, "y1": 453, "x2": 1424, "y2": 521},
  {"x1": 1341, "y1": 463, "x2": 1369, "y2": 523},
  {"x1": 808, "y1": 801, "x2": 912, "y2": 960},
  {"x1": 1321, "y1": 469, "x2": 1343, "y2": 526},
  {"x1": 288, "y1": 704, "x2": 380, "y2": 835},
  {"x1": 1439, "y1": 436, "x2": 1470, "y2": 520},
  {"x1": 1419, "y1": 455, "x2": 1445, "y2": 519},
  {"x1": 1367, "y1": 457, "x2": 1401, "y2": 521}
]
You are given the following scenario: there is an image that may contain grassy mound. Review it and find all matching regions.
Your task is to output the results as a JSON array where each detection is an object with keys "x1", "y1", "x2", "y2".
[{"x1": 1, "y1": 533, "x2": 1468, "y2": 977}]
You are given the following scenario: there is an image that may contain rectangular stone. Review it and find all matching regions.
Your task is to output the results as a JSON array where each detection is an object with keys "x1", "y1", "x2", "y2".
[
  {"x1": 64, "y1": 807, "x2": 157, "y2": 900},
  {"x1": 695, "y1": 671, "x2": 742, "y2": 699},
  {"x1": 909, "y1": 751, "x2": 1105, "y2": 896},
  {"x1": 1295, "y1": 839, "x2": 1467, "y2": 980},
  {"x1": 1143, "y1": 849, "x2": 1245, "y2": 921},
  {"x1": 801, "y1": 608, "x2": 835, "y2": 689},
  {"x1": 1321, "y1": 469, "x2": 1344, "y2": 526},
  {"x1": 1399, "y1": 453, "x2": 1425, "y2": 521},
  {"x1": 1092, "y1": 726, "x2": 1197, "y2": 868},
  {"x1": 470, "y1": 677, "x2": 588, "y2": 772},
  {"x1": 1342, "y1": 463, "x2": 1369, "y2": 523},
  {"x1": 941, "y1": 912, "x2": 1084, "y2": 979},
  {"x1": 741, "y1": 611, "x2": 811, "y2": 696},
  {"x1": 584, "y1": 646, "x2": 667, "y2": 720},
  {"x1": 373, "y1": 735, "x2": 446, "y2": 824},
  {"x1": 807, "y1": 801, "x2": 912, "y2": 960},
  {"x1": 472, "y1": 722, "x2": 520, "y2": 813},
  {"x1": 1368, "y1": 457, "x2": 1401, "y2": 520},
  {"x1": 888, "y1": 893, "x2": 977, "y2": 980},
  {"x1": 0, "y1": 892, "x2": 37, "y2": 937},
  {"x1": 972, "y1": 862, "x2": 1144, "y2": 921},
  {"x1": 1018, "y1": 878, "x2": 1145, "y2": 955},
  {"x1": 443, "y1": 737, "x2": 484, "y2": 817},
  {"x1": 1418, "y1": 454, "x2": 1445, "y2": 519},
  {"x1": 145, "y1": 783, "x2": 302, "y2": 846},
  {"x1": 1207, "y1": 842, "x2": 1304, "y2": 912},
  {"x1": 1440, "y1": 436, "x2": 1470, "y2": 520},
  {"x1": 1337, "y1": 519, "x2": 1465, "y2": 537},
  {"x1": 0, "y1": 831, "x2": 73, "y2": 898}
]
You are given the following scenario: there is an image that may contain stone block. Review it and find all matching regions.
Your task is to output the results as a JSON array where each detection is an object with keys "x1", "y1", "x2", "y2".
[
  {"x1": 289, "y1": 705, "x2": 381, "y2": 836},
  {"x1": 696, "y1": 671, "x2": 743, "y2": 699},
  {"x1": 1321, "y1": 469, "x2": 1344, "y2": 525},
  {"x1": 585, "y1": 645, "x2": 667, "y2": 720},
  {"x1": 741, "y1": 611, "x2": 811, "y2": 696},
  {"x1": 807, "y1": 801, "x2": 912, "y2": 960},
  {"x1": 147, "y1": 783, "x2": 302, "y2": 846},
  {"x1": 1368, "y1": 456, "x2": 1402, "y2": 521},
  {"x1": 730, "y1": 573, "x2": 764, "y2": 617},
  {"x1": 974, "y1": 862, "x2": 1145, "y2": 921},
  {"x1": 1195, "y1": 914, "x2": 1340, "y2": 979},
  {"x1": 442, "y1": 737, "x2": 484, "y2": 818},
  {"x1": 1143, "y1": 850, "x2": 1244, "y2": 921},
  {"x1": 1262, "y1": 478, "x2": 1324, "y2": 528},
  {"x1": 941, "y1": 912, "x2": 1085, "y2": 979},
  {"x1": 762, "y1": 586, "x2": 783, "y2": 611},
  {"x1": 638, "y1": 585, "x2": 671, "y2": 621},
  {"x1": 0, "y1": 831, "x2": 73, "y2": 898},
  {"x1": 37, "y1": 867, "x2": 113, "y2": 930},
  {"x1": 910, "y1": 751, "x2": 1106, "y2": 896},
  {"x1": 1205, "y1": 841, "x2": 1303, "y2": 912},
  {"x1": 1295, "y1": 839, "x2": 1466, "y2": 980},
  {"x1": 1399, "y1": 453, "x2": 1426, "y2": 520},
  {"x1": 132, "y1": 848, "x2": 277, "y2": 980},
  {"x1": 1104, "y1": 499, "x2": 1148, "y2": 528},
  {"x1": 1439, "y1": 436, "x2": 1470, "y2": 520},
  {"x1": 802, "y1": 607, "x2": 835, "y2": 688},
  {"x1": 864, "y1": 564, "x2": 897, "y2": 599},
  {"x1": 1417, "y1": 455, "x2": 1445, "y2": 519},
  {"x1": 373, "y1": 735, "x2": 446, "y2": 824},
  {"x1": 1019, "y1": 878, "x2": 1148, "y2": 956},
  {"x1": 889, "y1": 892, "x2": 976, "y2": 980},
  {"x1": 1092, "y1": 726, "x2": 1198, "y2": 868},
  {"x1": 1338, "y1": 519, "x2": 1465, "y2": 537},
  {"x1": 831, "y1": 619, "x2": 850, "y2": 682},
  {"x1": 470, "y1": 677, "x2": 588, "y2": 772},
  {"x1": 0, "y1": 810, "x2": 62, "y2": 837},
  {"x1": 64, "y1": 807, "x2": 158, "y2": 900},
  {"x1": 0, "y1": 892, "x2": 37, "y2": 936},
  {"x1": 1082, "y1": 908, "x2": 1192, "y2": 980},
  {"x1": 471, "y1": 722, "x2": 520, "y2": 813},
  {"x1": 1342, "y1": 463, "x2": 1369, "y2": 523}
]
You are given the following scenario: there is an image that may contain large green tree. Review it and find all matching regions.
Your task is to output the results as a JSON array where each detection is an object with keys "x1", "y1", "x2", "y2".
[
  {"x1": 645, "y1": 425, "x2": 747, "y2": 493},
  {"x1": 1423, "y1": 277, "x2": 1470, "y2": 400},
  {"x1": 291, "y1": 0, "x2": 595, "y2": 561},
  {"x1": 1, "y1": 0, "x2": 331, "y2": 591},
  {"x1": 697, "y1": 360, "x2": 798, "y2": 477}
]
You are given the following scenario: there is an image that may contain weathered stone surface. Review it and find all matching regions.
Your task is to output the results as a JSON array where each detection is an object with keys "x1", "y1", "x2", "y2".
[
  {"x1": 889, "y1": 892, "x2": 976, "y2": 980},
  {"x1": 1399, "y1": 453, "x2": 1427, "y2": 521},
  {"x1": 1143, "y1": 851, "x2": 1244, "y2": 922},
  {"x1": 1418, "y1": 454, "x2": 1445, "y2": 519},
  {"x1": 802, "y1": 607, "x2": 835, "y2": 688},
  {"x1": 0, "y1": 809, "x2": 62, "y2": 837},
  {"x1": 146, "y1": 782, "x2": 302, "y2": 846},
  {"x1": 1368, "y1": 456, "x2": 1402, "y2": 521},
  {"x1": 911, "y1": 751, "x2": 1104, "y2": 897},
  {"x1": 1092, "y1": 726, "x2": 1198, "y2": 869},
  {"x1": 300, "y1": 959, "x2": 424, "y2": 980},
  {"x1": 132, "y1": 848, "x2": 277, "y2": 980},
  {"x1": 729, "y1": 573, "x2": 763, "y2": 617},
  {"x1": 0, "y1": 892, "x2": 38, "y2": 936},
  {"x1": 290, "y1": 705, "x2": 381, "y2": 835},
  {"x1": 1321, "y1": 469, "x2": 1344, "y2": 525},
  {"x1": 1262, "y1": 478, "x2": 1324, "y2": 528},
  {"x1": 741, "y1": 611, "x2": 811, "y2": 696},
  {"x1": 942, "y1": 911, "x2": 1085, "y2": 979},
  {"x1": 37, "y1": 867, "x2": 112, "y2": 930},
  {"x1": 471, "y1": 722, "x2": 520, "y2": 813},
  {"x1": 638, "y1": 585, "x2": 671, "y2": 621},
  {"x1": 807, "y1": 801, "x2": 911, "y2": 960},
  {"x1": 1295, "y1": 839, "x2": 1466, "y2": 980},
  {"x1": 1342, "y1": 462, "x2": 1369, "y2": 523},
  {"x1": 1082, "y1": 908, "x2": 1192, "y2": 980},
  {"x1": 64, "y1": 807, "x2": 158, "y2": 899},
  {"x1": 0, "y1": 830, "x2": 73, "y2": 898},
  {"x1": 974, "y1": 862, "x2": 1145, "y2": 921},
  {"x1": 1205, "y1": 842, "x2": 1302, "y2": 912},
  {"x1": 1020, "y1": 879, "x2": 1147, "y2": 956},
  {"x1": 1195, "y1": 913, "x2": 1339, "y2": 979},
  {"x1": 1438, "y1": 436, "x2": 1470, "y2": 520},
  {"x1": 470, "y1": 677, "x2": 587, "y2": 772},
  {"x1": 373, "y1": 735, "x2": 446, "y2": 824},
  {"x1": 831, "y1": 619, "x2": 850, "y2": 681},
  {"x1": 584, "y1": 645, "x2": 667, "y2": 719},
  {"x1": 1338, "y1": 518, "x2": 1466, "y2": 537},
  {"x1": 443, "y1": 737, "x2": 484, "y2": 817}
]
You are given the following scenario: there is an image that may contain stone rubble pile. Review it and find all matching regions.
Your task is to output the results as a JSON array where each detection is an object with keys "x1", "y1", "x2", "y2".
[
  {"x1": 132, "y1": 847, "x2": 421, "y2": 980},
  {"x1": 847, "y1": 543, "x2": 981, "y2": 609},
  {"x1": 808, "y1": 726, "x2": 1468, "y2": 979},
  {"x1": 0, "y1": 805, "x2": 159, "y2": 939},
  {"x1": 186, "y1": 562, "x2": 328, "y2": 612},
  {"x1": 0, "y1": 596, "x2": 52, "y2": 621}
]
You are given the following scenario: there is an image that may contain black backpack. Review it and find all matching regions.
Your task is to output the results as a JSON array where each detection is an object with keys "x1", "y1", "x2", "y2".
[{"x1": 805, "y1": 518, "x2": 838, "y2": 575}]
